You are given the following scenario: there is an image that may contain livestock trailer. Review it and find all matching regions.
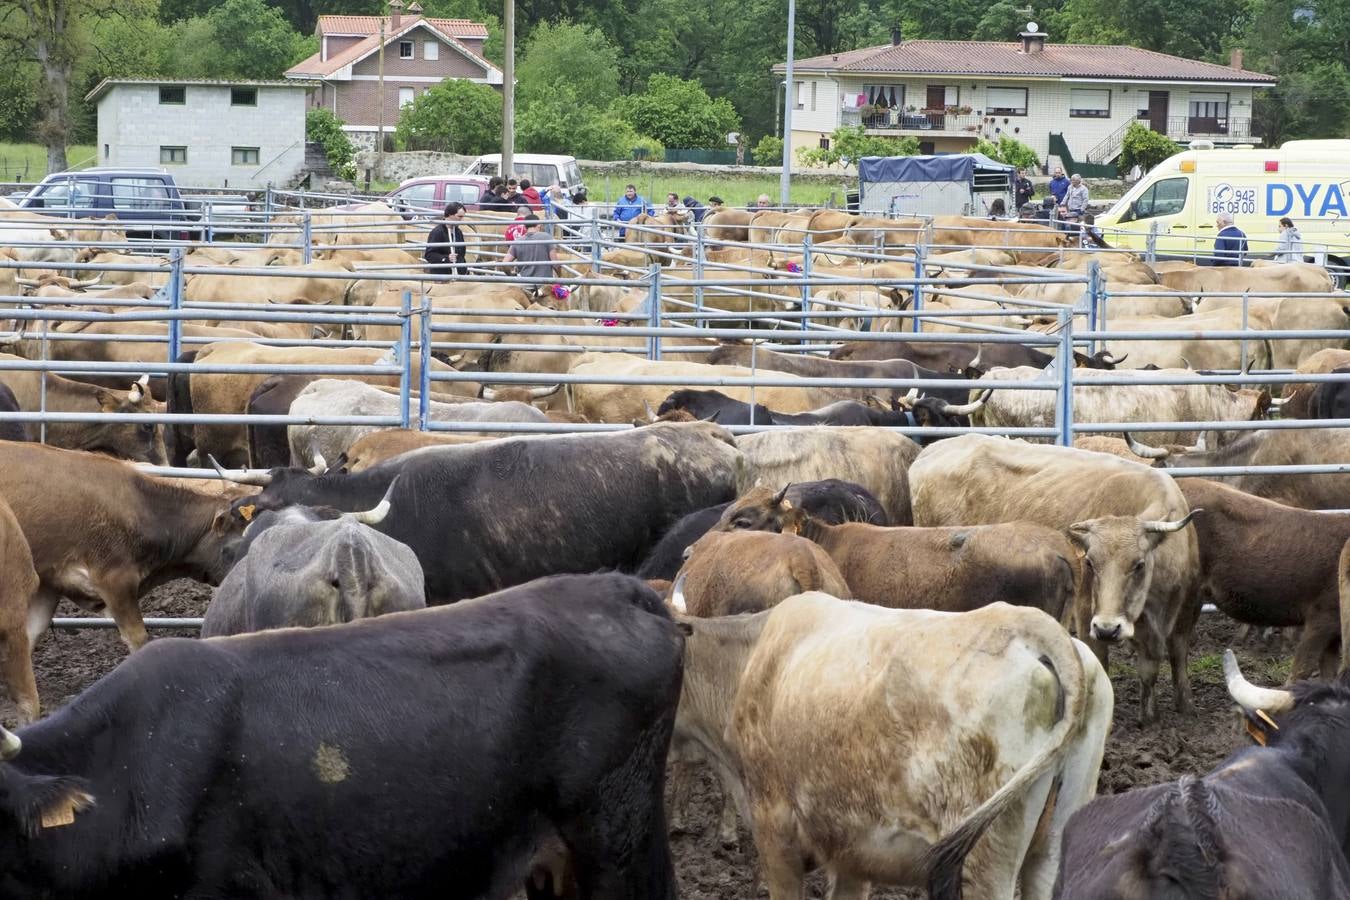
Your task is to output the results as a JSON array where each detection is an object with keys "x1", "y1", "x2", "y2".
[{"x1": 857, "y1": 153, "x2": 1015, "y2": 218}]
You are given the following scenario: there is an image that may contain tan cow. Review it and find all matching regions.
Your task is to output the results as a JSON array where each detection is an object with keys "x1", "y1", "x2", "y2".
[
  {"x1": 909, "y1": 433, "x2": 1201, "y2": 724},
  {"x1": 0, "y1": 355, "x2": 165, "y2": 463},
  {"x1": 973, "y1": 365, "x2": 1271, "y2": 448},
  {"x1": 931, "y1": 215, "x2": 1072, "y2": 250},
  {"x1": 677, "y1": 593, "x2": 1112, "y2": 898},
  {"x1": 0, "y1": 494, "x2": 39, "y2": 724},
  {"x1": 736, "y1": 427, "x2": 920, "y2": 525},
  {"x1": 703, "y1": 209, "x2": 753, "y2": 242},
  {"x1": 712, "y1": 485, "x2": 1079, "y2": 622},
  {"x1": 1279, "y1": 348, "x2": 1350, "y2": 417},
  {"x1": 1093, "y1": 306, "x2": 1277, "y2": 371},
  {"x1": 339, "y1": 429, "x2": 493, "y2": 472},
  {"x1": 1153, "y1": 427, "x2": 1350, "y2": 511},
  {"x1": 1159, "y1": 261, "x2": 1333, "y2": 294},
  {"x1": 71, "y1": 250, "x2": 172, "y2": 287},
  {"x1": 671, "y1": 530, "x2": 852, "y2": 616}
]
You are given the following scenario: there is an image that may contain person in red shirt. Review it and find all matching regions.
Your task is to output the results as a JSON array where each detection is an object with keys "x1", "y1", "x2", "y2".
[
  {"x1": 519, "y1": 178, "x2": 542, "y2": 209},
  {"x1": 503, "y1": 206, "x2": 531, "y2": 243}
]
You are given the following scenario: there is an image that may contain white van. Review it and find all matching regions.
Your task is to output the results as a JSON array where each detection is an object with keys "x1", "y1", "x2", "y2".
[
  {"x1": 1096, "y1": 139, "x2": 1350, "y2": 268},
  {"x1": 462, "y1": 154, "x2": 585, "y2": 196}
]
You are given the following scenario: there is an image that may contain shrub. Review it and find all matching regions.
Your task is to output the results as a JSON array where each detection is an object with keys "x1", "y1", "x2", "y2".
[
  {"x1": 305, "y1": 108, "x2": 356, "y2": 181},
  {"x1": 1119, "y1": 122, "x2": 1181, "y2": 175},
  {"x1": 753, "y1": 134, "x2": 784, "y2": 166}
]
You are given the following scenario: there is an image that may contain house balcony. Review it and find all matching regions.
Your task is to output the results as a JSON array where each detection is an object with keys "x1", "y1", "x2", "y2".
[
  {"x1": 840, "y1": 107, "x2": 983, "y2": 138},
  {"x1": 1163, "y1": 115, "x2": 1257, "y2": 143}
]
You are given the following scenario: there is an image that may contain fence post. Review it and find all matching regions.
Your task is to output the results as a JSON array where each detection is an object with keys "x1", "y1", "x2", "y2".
[
  {"x1": 694, "y1": 225, "x2": 705, "y2": 321},
  {"x1": 418, "y1": 294, "x2": 431, "y2": 431},
  {"x1": 1057, "y1": 307, "x2": 1074, "y2": 447},
  {"x1": 302, "y1": 210, "x2": 313, "y2": 264},
  {"x1": 912, "y1": 240, "x2": 925, "y2": 334},
  {"x1": 1146, "y1": 220, "x2": 1158, "y2": 263},
  {"x1": 262, "y1": 187, "x2": 273, "y2": 242},
  {"x1": 399, "y1": 289, "x2": 412, "y2": 428},
  {"x1": 800, "y1": 234, "x2": 812, "y2": 332},
  {"x1": 38, "y1": 318, "x2": 48, "y2": 445},
  {"x1": 168, "y1": 247, "x2": 184, "y2": 364},
  {"x1": 1084, "y1": 260, "x2": 1102, "y2": 356},
  {"x1": 204, "y1": 201, "x2": 214, "y2": 244},
  {"x1": 647, "y1": 263, "x2": 662, "y2": 360},
  {"x1": 1240, "y1": 289, "x2": 1250, "y2": 377}
]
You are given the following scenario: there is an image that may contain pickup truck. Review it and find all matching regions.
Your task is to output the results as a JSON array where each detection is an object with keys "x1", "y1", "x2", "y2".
[{"x1": 14, "y1": 168, "x2": 256, "y2": 242}]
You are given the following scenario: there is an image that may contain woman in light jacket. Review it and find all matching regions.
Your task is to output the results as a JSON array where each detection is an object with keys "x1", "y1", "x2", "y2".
[{"x1": 1275, "y1": 217, "x2": 1304, "y2": 263}]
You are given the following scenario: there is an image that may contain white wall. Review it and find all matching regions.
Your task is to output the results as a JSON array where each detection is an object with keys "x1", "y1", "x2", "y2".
[
  {"x1": 792, "y1": 75, "x2": 1258, "y2": 162},
  {"x1": 98, "y1": 84, "x2": 307, "y2": 189}
]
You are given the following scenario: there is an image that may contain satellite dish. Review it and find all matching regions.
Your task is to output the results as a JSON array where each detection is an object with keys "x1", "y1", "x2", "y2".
[{"x1": 1026, "y1": 21, "x2": 1039, "y2": 32}]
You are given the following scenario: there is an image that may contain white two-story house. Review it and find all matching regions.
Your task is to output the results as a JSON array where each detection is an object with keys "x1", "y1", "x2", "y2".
[{"x1": 775, "y1": 26, "x2": 1276, "y2": 170}]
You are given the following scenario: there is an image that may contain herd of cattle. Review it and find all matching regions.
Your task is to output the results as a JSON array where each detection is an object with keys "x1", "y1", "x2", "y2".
[{"x1": 0, "y1": 200, "x2": 1348, "y2": 897}]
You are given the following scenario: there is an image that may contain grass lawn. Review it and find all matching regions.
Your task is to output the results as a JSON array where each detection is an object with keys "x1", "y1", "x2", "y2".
[
  {"x1": 0, "y1": 143, "x2": 97, "y2": 183},
  {"x1": 581, "y1": 168, "x2": 854, "y2": 207}
]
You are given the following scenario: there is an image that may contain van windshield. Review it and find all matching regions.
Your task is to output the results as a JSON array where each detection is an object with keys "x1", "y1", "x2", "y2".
[
  {"x1": 564, "y1": 161, "x2": 582, "y2": 187},
  {"x1": 1120, "y1": 177, "x2": 1189, "y2": 222}
]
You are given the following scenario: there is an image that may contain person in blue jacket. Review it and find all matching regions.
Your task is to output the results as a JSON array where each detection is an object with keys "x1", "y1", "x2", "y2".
[
  {"x1": 1048, "y1": 166, "x2": 1070, "y2": 205},
  {"x1": 612, "y1": 184, "x2": 652, "y2": 239},
  {"x1": 1200, "y1": 212, "x2": 1248, "y2": 266}
]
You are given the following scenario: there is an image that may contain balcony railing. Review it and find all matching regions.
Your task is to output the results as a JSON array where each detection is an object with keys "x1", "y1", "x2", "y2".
[
  {"x1": 841, "y1": 107, "x2": 983, "y2": 135},
  {"x1": 1164, "y1": 115, "x2": 1256, "y2": 141}
]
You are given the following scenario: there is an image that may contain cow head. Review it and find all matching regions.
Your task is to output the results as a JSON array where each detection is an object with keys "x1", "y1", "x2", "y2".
[
  {"x1": 712, "y1": 483, "x2": 793, "y2": 533},
  {"x1": 1067, "y1": 509, "x2": 1201, "y2": 642},
  {"x1": 81, "y1": 376, "x2": 166, "y2": 465},
  {"x1": 909, "y1": 388, "x2": 993, "y2": 430},
  {"x1": 1073, "y1": 350, "x2": 1127, "y2": 370}
]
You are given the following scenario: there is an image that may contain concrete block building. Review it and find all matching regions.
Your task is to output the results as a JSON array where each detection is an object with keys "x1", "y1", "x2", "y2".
[{"x1": 86, "y1": 78, "x2": 308, "y2": 188}]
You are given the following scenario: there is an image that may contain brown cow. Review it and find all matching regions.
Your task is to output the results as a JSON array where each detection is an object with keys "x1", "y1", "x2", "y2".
[
  {"x1": 0, "y1": 494, "x2": 39, "y2": 725},
  {"x1": 0, "y1": 356, "x2": 164, "y2": 463},
  {"x1": 713, "y1": 485, "x2": 1078, "y2": 621},
  {"x1": 338, "y1": 429, "x2": 493, "y2": 472},
  {"x1": 0, "y1": 443, "x2": 242, "y2": 653},
  {"x1": 1177, "y1": 478, "x2": 1350, "y2": 681},
  {"x1": 1278, "y1": 348, "x2": 1350, "y2": 418},
  {"x1": 671, "y1": 529, "x2": 852, "y2": 616}
]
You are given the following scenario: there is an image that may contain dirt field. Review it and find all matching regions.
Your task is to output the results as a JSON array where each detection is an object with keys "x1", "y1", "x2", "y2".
[{"x1": 1, "y1": 580, "x2": 1295, "y2": 898}]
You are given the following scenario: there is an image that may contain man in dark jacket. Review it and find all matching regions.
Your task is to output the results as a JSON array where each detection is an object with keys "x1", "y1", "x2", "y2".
[
  {"x1": 1015, "y1": 169, "x2": 1034, "y2": 210},
  {"x1": 1048, "y1": 166, "x2": 1070, "y2": 205},
  {"x1": 1200, "y1": 212, "x2": 1248, "y2": 266},
  {"x1": 424, "y1": 202, "x2": 468, "y2": 275},
  {"x1": 478, "y1": 177, "x2": 503, "y2": 208}
]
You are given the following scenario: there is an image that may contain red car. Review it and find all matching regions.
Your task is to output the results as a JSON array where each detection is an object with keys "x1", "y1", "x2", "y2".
[{"x1": 385, "y1": 175, "x2": 492, "y2": 217}]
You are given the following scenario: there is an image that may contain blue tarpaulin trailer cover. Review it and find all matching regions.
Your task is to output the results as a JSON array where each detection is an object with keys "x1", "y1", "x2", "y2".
[
  {"x1": 857, "y1": 153, "x2": 1016, "y2": 217},
  {"x1": 858, "y1": 153, "x2": 1012, "y2": 185}
]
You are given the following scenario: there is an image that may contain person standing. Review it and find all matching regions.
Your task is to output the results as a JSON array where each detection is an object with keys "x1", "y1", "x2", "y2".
[
  {"x1": 1275, "y1": 217, "x2": 1304, "y2": 263},
  {"x1": 503, "y1": 214, "x2": 562, "y2": 298},
  {"x1": 1048, "y1": 166, "x2": 1070, "y2": 206},
  {"x1": 1015, "y1": 168, "x2": 1034, "y2": 210},
  {"x1": 755, "y1": 194, "x2": 773, "y2": 209},
  {"x1": 424, "y1": 201, "x2": 468, "y2": 275},
  {"x1": 1200, "y1": 212, "x2": 1248, "y2": 266},
  {"x1": 478, "y1": 177, "x2": 503, "y2": 209},
  {"x1": 504, "y1": 205, "x2": 531, "y2": 243},
  {"x1": 613, "y1": 184, "x2": 651, "y2": 239},
  {"x1": 520, "y1": 179, "x2": 542, "y2": 209},
  {"x1": 1065, "y1": 174, "x2": 1089, "y2": 221}
]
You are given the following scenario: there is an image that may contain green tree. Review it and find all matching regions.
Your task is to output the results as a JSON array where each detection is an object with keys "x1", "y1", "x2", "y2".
[
  {"x1": 306, "y1": 108, "x2": 357, "y2": 180},
  {"x1": 200, "y1": 0, "x2": 312, "y2": 79},
  {"x1": 754, "y1": 134, "x2": 784, "y2": 165},
  {"x1": 1119, "y1": 122, "x2": 1181, "y2": 173},
  {"x1": 797, "y1": 125, "x2": 918, "y2": 167},
  {"x1": 973, "y1": 135, "x2": 1039, "y2": 168},
  {"x1": 517, "y1": 22, "x2": 620, "y2": 110},
  {"x1": 395, "y1": 78, "x2": 501, "y2": 154},
  {"x1": 613, "y1": 74, "x2": 740, "y2": 149}
]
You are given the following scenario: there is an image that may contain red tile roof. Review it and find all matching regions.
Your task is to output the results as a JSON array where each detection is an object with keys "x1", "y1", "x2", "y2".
[
  {"x1": 316, "y1": 15, "x2": 487, "y2": 38},
  {"x1": 286, "y1": 16, "x2": 496, "y2": 79},
  {"x1": 779, "y1": 40, "x2": 1275, "y2": 83}
]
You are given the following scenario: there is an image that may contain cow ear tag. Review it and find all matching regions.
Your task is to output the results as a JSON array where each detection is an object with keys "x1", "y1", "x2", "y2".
[
  {"x1": 40, "y1": 791, "x2": 92, "y2": 829},
  {"x1": 238, "y1": 504, "x2": 256, "y2": 522}
]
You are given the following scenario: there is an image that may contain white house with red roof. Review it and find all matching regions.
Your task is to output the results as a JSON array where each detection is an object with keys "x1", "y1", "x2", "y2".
[
  {"x1": 285, "y1": 0, "x2": 502, "y2": 147},
  {"x1": 775, "y1": 26, "x2": 1276, "y2": 170}
]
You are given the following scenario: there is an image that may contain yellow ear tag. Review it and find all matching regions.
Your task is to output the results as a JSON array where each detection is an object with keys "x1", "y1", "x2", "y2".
[
  {"x1": 1245, "y1": 717, "x2": 1267, "y2": 746},
  {"x1": 780, "y1": 498, "x2": 794, "y2": 510},
  {"x1": 41, "y1": 801, "x2": 77, "y2": 829},
  {"x1": 238, "y1": 504, "x2": 256, "y2": 522}
]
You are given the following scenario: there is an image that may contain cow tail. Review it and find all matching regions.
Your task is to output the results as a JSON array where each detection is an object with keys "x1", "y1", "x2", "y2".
[
  {"x1": 922, "y1": 625, "x2": 1089, "y2": 900},
  {"x1": 165, "y1": 350, "x2": 198, "y2": 468}
]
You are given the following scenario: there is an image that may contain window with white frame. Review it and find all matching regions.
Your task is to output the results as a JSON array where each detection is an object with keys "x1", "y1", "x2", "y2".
[
  {"x1": 795, "y1": 80, "x2": 808, "y2": 110},
  {"x1": 1070, "y1": 88, "x2": 1110, "y2": 118},
  {"x1": 423, "y1": 41, "x2": 439, "y2": 60},
  {"x1": 399, "y1": 87, "x2": 415, "y2": 107},
  {"x1": 399, "y1": 41, "x2": 413, "y2": 59},
  {"x1": 985, "y1": 86, "x2": 1027, "y2": 116},
  {"x1": 810, "y1": 81, "x2": 817, "y2": 111},
  {"x1": 1189, "y1": 92, "x2": 1229, "y2": 119},
  {"x1": 863, "y1": 84, "x2": 903, "y2": 108}
]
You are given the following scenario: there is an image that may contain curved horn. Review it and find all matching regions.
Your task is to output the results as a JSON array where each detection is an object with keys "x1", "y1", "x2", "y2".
[
  {"x1": 1099, "y1": 352, "x2": 1127, "y2": 366},
  {"x1": 308, "y1": 452, "x2": 328, "y2": 476},
  {"x1": 1241, "y1": 355, "x2": 1255, "y2": 376},
  {"x1": 528, "y1": 384, "x2": 561, "y2": 399},
  {"x1": 481, "y1": 386, "x2": 500, "y2": 401},
  {"x1": 643, "y1": 399, "x2": 658, "y2": 423},
  {"x1": 208, "y1": 454, "x2": 273, "y2": 487},
  {"x1": 771, "y1": 482, "x2": 793, "y2": 506},
  {"x1": 895, "y1": 386, "x2": 920, "y2": 409},
  {"x1": 1141, "y1": 508, "x2": 1202, "y2": 534},
  {"x1": 968, "y1": 346, "x2": 983, "y2": 370},
  {"x1": 348, "y1": 477, "x2": 398, "y2": 526},
  {"x1": 135, "y1": 374, "x2": 150, "y2": 389},
  {"x1": 1223, "y1": 649, "x2": 1294, "y2": 714},
  {"x1": 940, "y1": 387, "x2": 994, "y2": 417},
  {"x1": 0, "y1": 723, "x2": 18, "y2": 760},
  {"x1": 1123, "y1": 431, "x2": 1170, "y2": 460},
  {"x1": 671, "y1": 572, "x2": 688, "y2": 613},
  {"x1": 72, "y1": 275, "x2": 102, "y2": 288},
  {"x1": 1180, "y1": 356, "x2": 1194, "y2": 370},
  {"x1": 1268, "y1": 396, "x2": 1290, "y2": 407},
  {"x1": 127, "y1": 381, "x2": 144, "y2": 403}
]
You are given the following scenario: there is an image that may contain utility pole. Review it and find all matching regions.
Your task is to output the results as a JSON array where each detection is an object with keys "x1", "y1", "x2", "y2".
[
  {"x1": 779, "y1": 0, "x2": 796, "y2": 206},
  {"x1": 376, "y1": 12, "x2": 387, "y2": 175},
  {"x1": 502, "y1": 0, "x2": 515, "y2": 181}
]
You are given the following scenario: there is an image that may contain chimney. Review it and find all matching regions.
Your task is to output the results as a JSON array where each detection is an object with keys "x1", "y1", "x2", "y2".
[
  {"x1": 1019, "y1": 22, "x2": 1046, "y2": 54},
  {"x1": 407, "y1": 1, "x2": 423, "y2": 17},
  {"x1": 1229, "y1": 48, "x2": 1244, "y2": 70},
  {"x1": 890, "y1": 25, "x2": 902, "y2": 46},
  {"x1": 388, "y1": 0, "x2": 404, "y2": 31}
]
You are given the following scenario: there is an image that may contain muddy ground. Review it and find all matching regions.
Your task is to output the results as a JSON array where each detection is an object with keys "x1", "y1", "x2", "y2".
[{"x1": 1, "y1": 580, "x2": 1295, "y2": 898}]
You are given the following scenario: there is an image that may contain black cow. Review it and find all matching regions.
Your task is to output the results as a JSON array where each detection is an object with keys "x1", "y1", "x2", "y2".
[
  {"x1": 827, "y1": 338, "x2": 1123, "y2": 374},
  {"x1": 0, "y1": 573, "x2": 684, "y2": 899},
  {"x1": 0, "y1": 383, "x2": 31, "y2": 442},
  {"x1": 218, "y1": 421, "x2": 742, "y2": 603},
  {"x1": 636, "y1": 478, "x2": 888, "y2": 580},
  {"x1": 164, "y1": 349, "x2": 197, "y2": 468},
  {"x1": 245, "y1": 374, "x2": 317, "y2": 469},
  {"x1": 1054, "y1": 651, "x2": 1350, "y2": 899},
  {"x1": 1308, "y1": 366, "x2": 1350, "y2": 421}
]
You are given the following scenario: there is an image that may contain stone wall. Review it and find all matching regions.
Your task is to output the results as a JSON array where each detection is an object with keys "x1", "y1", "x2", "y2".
[{"x1": 353, "y1": 149, "x2": 476, "y2": 183}]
